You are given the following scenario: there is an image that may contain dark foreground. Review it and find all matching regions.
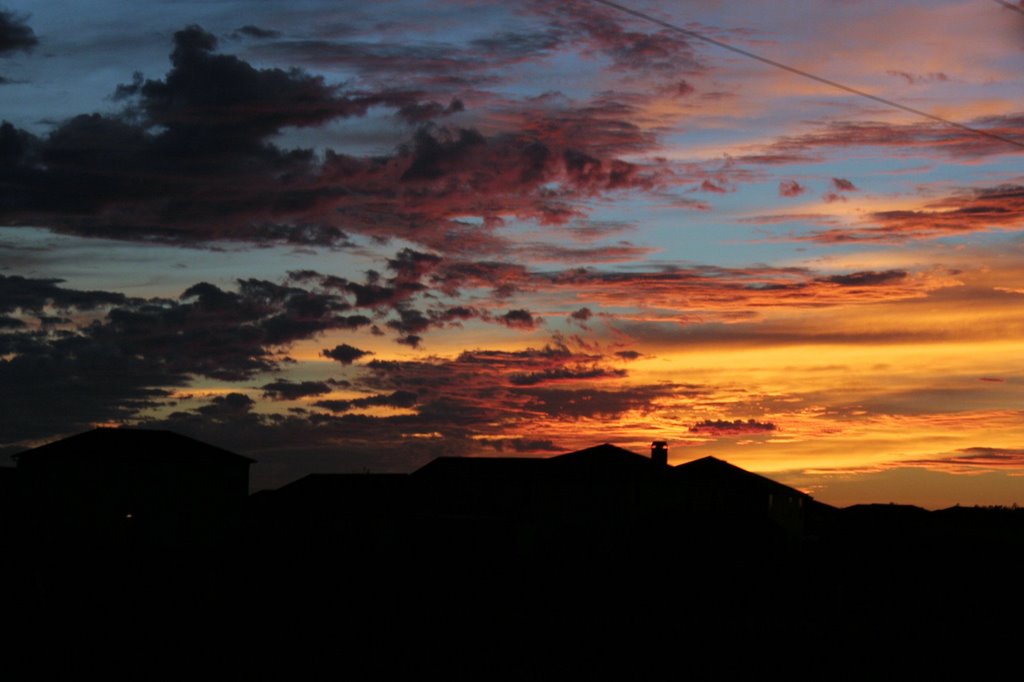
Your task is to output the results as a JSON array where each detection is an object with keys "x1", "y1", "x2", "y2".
[{"x1": 3, "y1": 499, "x2": 1022, "y2": 678}]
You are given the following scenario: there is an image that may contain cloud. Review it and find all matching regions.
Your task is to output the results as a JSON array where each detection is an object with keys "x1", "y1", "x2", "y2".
[
  {"x1": 806, "y1": 184, "x2": 1024, "y2": 243},
  {"x1": 117, "y1": 25, "x2": 386, "y2": 140},
  {"x1": 66, "y1": 340, "x2": 704, "y2": 486},
  {"x1": 233, "y1": 25, "x2": 282, "y2": 40},
  {"x1": 688, "y1": 419, "x2": 777, "y2": 436},
  {"x1": 752, "y1": 116, "x2": 1024, "y2": 162},
  {"x1": 496, "y1": 308, "x2": 541, "y2": 330},
  {"x1": 508, "y1": 365, "x2": 626, "y2": 386},
  {"x1": 886, "y1": 71, "x2": 949, "y2": 85},
  {"x1": 396, "y1": 97, "x2": 464, "y2": 124},
  {"x1": 479, "y1": 437, "x2": 562, "y2": 453},
  {"x1": 253, "y1": 26, "x2": 563, "y2": 86},
  {"x1": 357, "y1": 344, "x2": 654, "y2": 416},
  {"x1": 778, "y1": 180, "x2": 805, "y2": 197},
  {"x1": 515, "y1": 383, "x2": 694, "y2": 419},
  {"x1": 0, "y1": 10, "x2": 36, "y2": 55},
  {"x1": 261, "y1": 380, "x2": 334, "y2": 400},
  {"x1": 831, "y1": 178, "x2": 858, "y2": 192},
  {"x1": 534, "y1": 263, "x2": 952, "y2": 314},
  {"x1": 821, "y1": 270, "x2": 907, "y2": 287},
  {"x1": 0, "y1": 23, "x2": 675, "y2": 254},
  {"x1": 908, "y1": 447, "x2": 1024, "y2": 472},
  {"x1": 0, "y1": 274, "x2": 127, "y2": 315},
  {"x1": 530, "y1": 0, "x2": 701, "y2": 75},
  {"x1": 568, "y1": 307, "x2": 592, "y2": 328},
  {"x1": 322, "y1": 343, "x2": 373, "y2": 365},
  {"x1": 0, "y1": 275, "x2": 379, "y2": 443},
  {"x1": 313, "y1": 390, "x2": 419, "y2": 413}
]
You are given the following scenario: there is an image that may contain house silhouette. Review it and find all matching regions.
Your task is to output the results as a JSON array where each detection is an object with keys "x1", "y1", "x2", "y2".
[
  {"x1": 16, "y1": 427, "x2": 253, "y2": 550},
  {"x1": 255, "y1": 441, "x2": 812, "y2": 572}
]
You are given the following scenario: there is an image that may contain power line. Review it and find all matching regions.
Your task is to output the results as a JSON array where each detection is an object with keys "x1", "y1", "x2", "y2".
[
  {"x1": 587, "y1": 0, "x2": 1024, "y2": 151},
  {"x1": 992, "y1": 1, "x2": 1024, "y2": 17}
]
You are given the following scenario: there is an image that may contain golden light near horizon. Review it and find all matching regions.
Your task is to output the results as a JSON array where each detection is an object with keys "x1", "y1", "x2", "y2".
[{"x1": 2, "y1": 0, "x2": 1024, "y2": 506}]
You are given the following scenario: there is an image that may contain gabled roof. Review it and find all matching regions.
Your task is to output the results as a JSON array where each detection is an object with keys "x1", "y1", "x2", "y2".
[
  {"x1": 672, "y1": 455, "x2": 807, "y2": 498},
  {"x1": 413, "y1": 456, "x2": 547, "y2": 480},
  {"x1": 15, "y1": 428, "x2": 254, "y2": 465},
  {"x1": 547, "y1": 443, "x2": 653, "y2": 478},
  {"x1": 549, "y1": 443, "x2": 649, "y2": 467},
  {"x1": 413, "y1": 443, "x2": 654, "y2": 485}
]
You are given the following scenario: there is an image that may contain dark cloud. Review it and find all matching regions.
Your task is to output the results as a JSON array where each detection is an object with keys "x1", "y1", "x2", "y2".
[
  {"x1": 508, "y1": 365, "x2": 626, "y2": 386},
  {"x1": 832, "y1": 177, "x2": 858, "y2": 192},
  {"x1": 778, "y1": 180, "x2": 805, "y2": 197},
  {"x1": 234, "y1": 25, "x2": 282, "y2": 40},
  {"x1": 322, "y1": 343, "x2": 373, "y2": 365},
  {"x1": 479, "y1": 437, "x2": 562, "y2": 453},
  {"x1": 117, "y1": 25, "x2": 386, "y2": 142},
  {"x1": 568, "y1": 307, "x2": 592, "y2": 327},
  {"x1": 396, "y1": 334, "x2": 422, "y2": 348},
  {"x1": 0, "y1": 25, "x2": 670, "y2": 253},
  {"x1": 255, "y1": 26, "x2": 563, "y2": 86},
  {"x1": 396, "y1": 97, "x2": 464, "y2": 124},
  {"x1": 753, "y1": 116, "x2": 1024, "y2": 162},
  {"x1": 0, "y1": 276, "x2": 369, "y2": 443},
  {"x1": 516, "y1": 384, "x2": 693, "y2": 419},
  {"x1": 108, "y1": 345, "x2": 705, "y2": 487},
  {"x1": 432, "y1": 306, "x2": 479, "y2": 325},
  {"x1": 911, "y1": 447, "x2": 1024, "y2": 471},
  {"x1": 497, "y1": 308, "x2": 541, "y2": 330},
  {"x1": 689, "y1": 419, "x2": 777, "y2": 436},
  {"x1": 387, "y1": 248, "x2": 443, "y2": 282},
  {"x1": 669, "y1": 80, "x2": 695, "y2": 97},
  {"x1": 532, "y1": 263, "x2": 941, "y2": 312},
  {"x1": 531, "y1": 0, "x2": 701, "y2": 75},
  {"x1": 822, "y1": 270, "x2": 907, "y2": 287},
  {"x1": 335, "y1": 314, "x2": 374, "y2": 330},
  {"x1": 0, "y1": 28, "x2": 534, "y2": 248},
  {"x1": 0, "y1": 10, "x2": 36, "y2": 55},
  {"x1": 261, "y1": 380, "x2": 334, "y2": 400},
  {"x1": 614, "y1": 350, "x2": 642, "y2": 360},
  {"x1": 519, "y1": 99, "x2": 660, "y2": 158},
  {"x1": 0, "y1": 274, "x2": 127, "y2": 314},
  {"x1": 355, "y1": 344, "x2": 701, "y2": 427},
  {"x1": 198, "y1": 392, "x2": 256, "y2": 419},
  {"x1": 512, "y1": 242, "x2": 654, "y2": 264},
  {"x1": 469, "y1": 30, "x2": 563, "y2": 60},
  {"x1": 886, "y1": 70, "x2": 949, "y2": 85},
  {"x1": 806, "y1": 184, "x2": 1024, "y2": 243},
  {"x1": 700, "y1": 179, "x2": 728, "y2": 193},
  {"x1": 312, "y1": 390, "x2": 418, "y2": 413}
]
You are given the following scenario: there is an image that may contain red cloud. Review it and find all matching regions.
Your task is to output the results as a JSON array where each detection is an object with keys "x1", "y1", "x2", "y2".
[
  {"x1": 778, "y1": 180, "x2": 805, "y2": 197},
  {"x1": 689, "y1": 418, "x2": 777, "y2": 436},
  {"x1": 806, "y1": 185, "x2": 1024, "y2": 243}
]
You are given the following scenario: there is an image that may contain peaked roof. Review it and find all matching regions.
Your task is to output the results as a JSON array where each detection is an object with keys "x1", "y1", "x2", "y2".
[
  {"x1": 413, "y1": 443, "x2": 653, "y2": 483},
  {"x1": 413, "y1": 456, "x2": 547, "y2": 480},
  {"x1": 15, "y1": 428, "x2": 254, "y2": 465},
  {"x1": 672, "y1": 455, "x2": 808, "y2": 498},
  {"x1": 549, "y1": 442, "x2": 649, "y2": 466}
]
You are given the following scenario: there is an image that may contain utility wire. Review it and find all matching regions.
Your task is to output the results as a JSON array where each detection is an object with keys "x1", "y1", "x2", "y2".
[
  {"x1": 587, "y1": 0, "x2": 1024, "y2": 151},
  {"x1": 992, "y1": 0, "x2": 1024, "y2": 17}
]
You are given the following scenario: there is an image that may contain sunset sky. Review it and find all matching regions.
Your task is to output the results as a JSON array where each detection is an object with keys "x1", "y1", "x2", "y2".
[{"x1": 2, "y1": 0, "x2": 1024, "y2": 507}]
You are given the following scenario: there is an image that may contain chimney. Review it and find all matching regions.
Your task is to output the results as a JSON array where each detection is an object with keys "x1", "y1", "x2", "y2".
[{"x1": 650, "y1": 440, "x2": 668, "y2": 467}]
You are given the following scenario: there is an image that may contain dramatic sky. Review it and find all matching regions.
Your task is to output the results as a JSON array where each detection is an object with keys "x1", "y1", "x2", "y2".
[{"x1": 3, "y1": 0, "x2": 1024, "y2": 506}]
